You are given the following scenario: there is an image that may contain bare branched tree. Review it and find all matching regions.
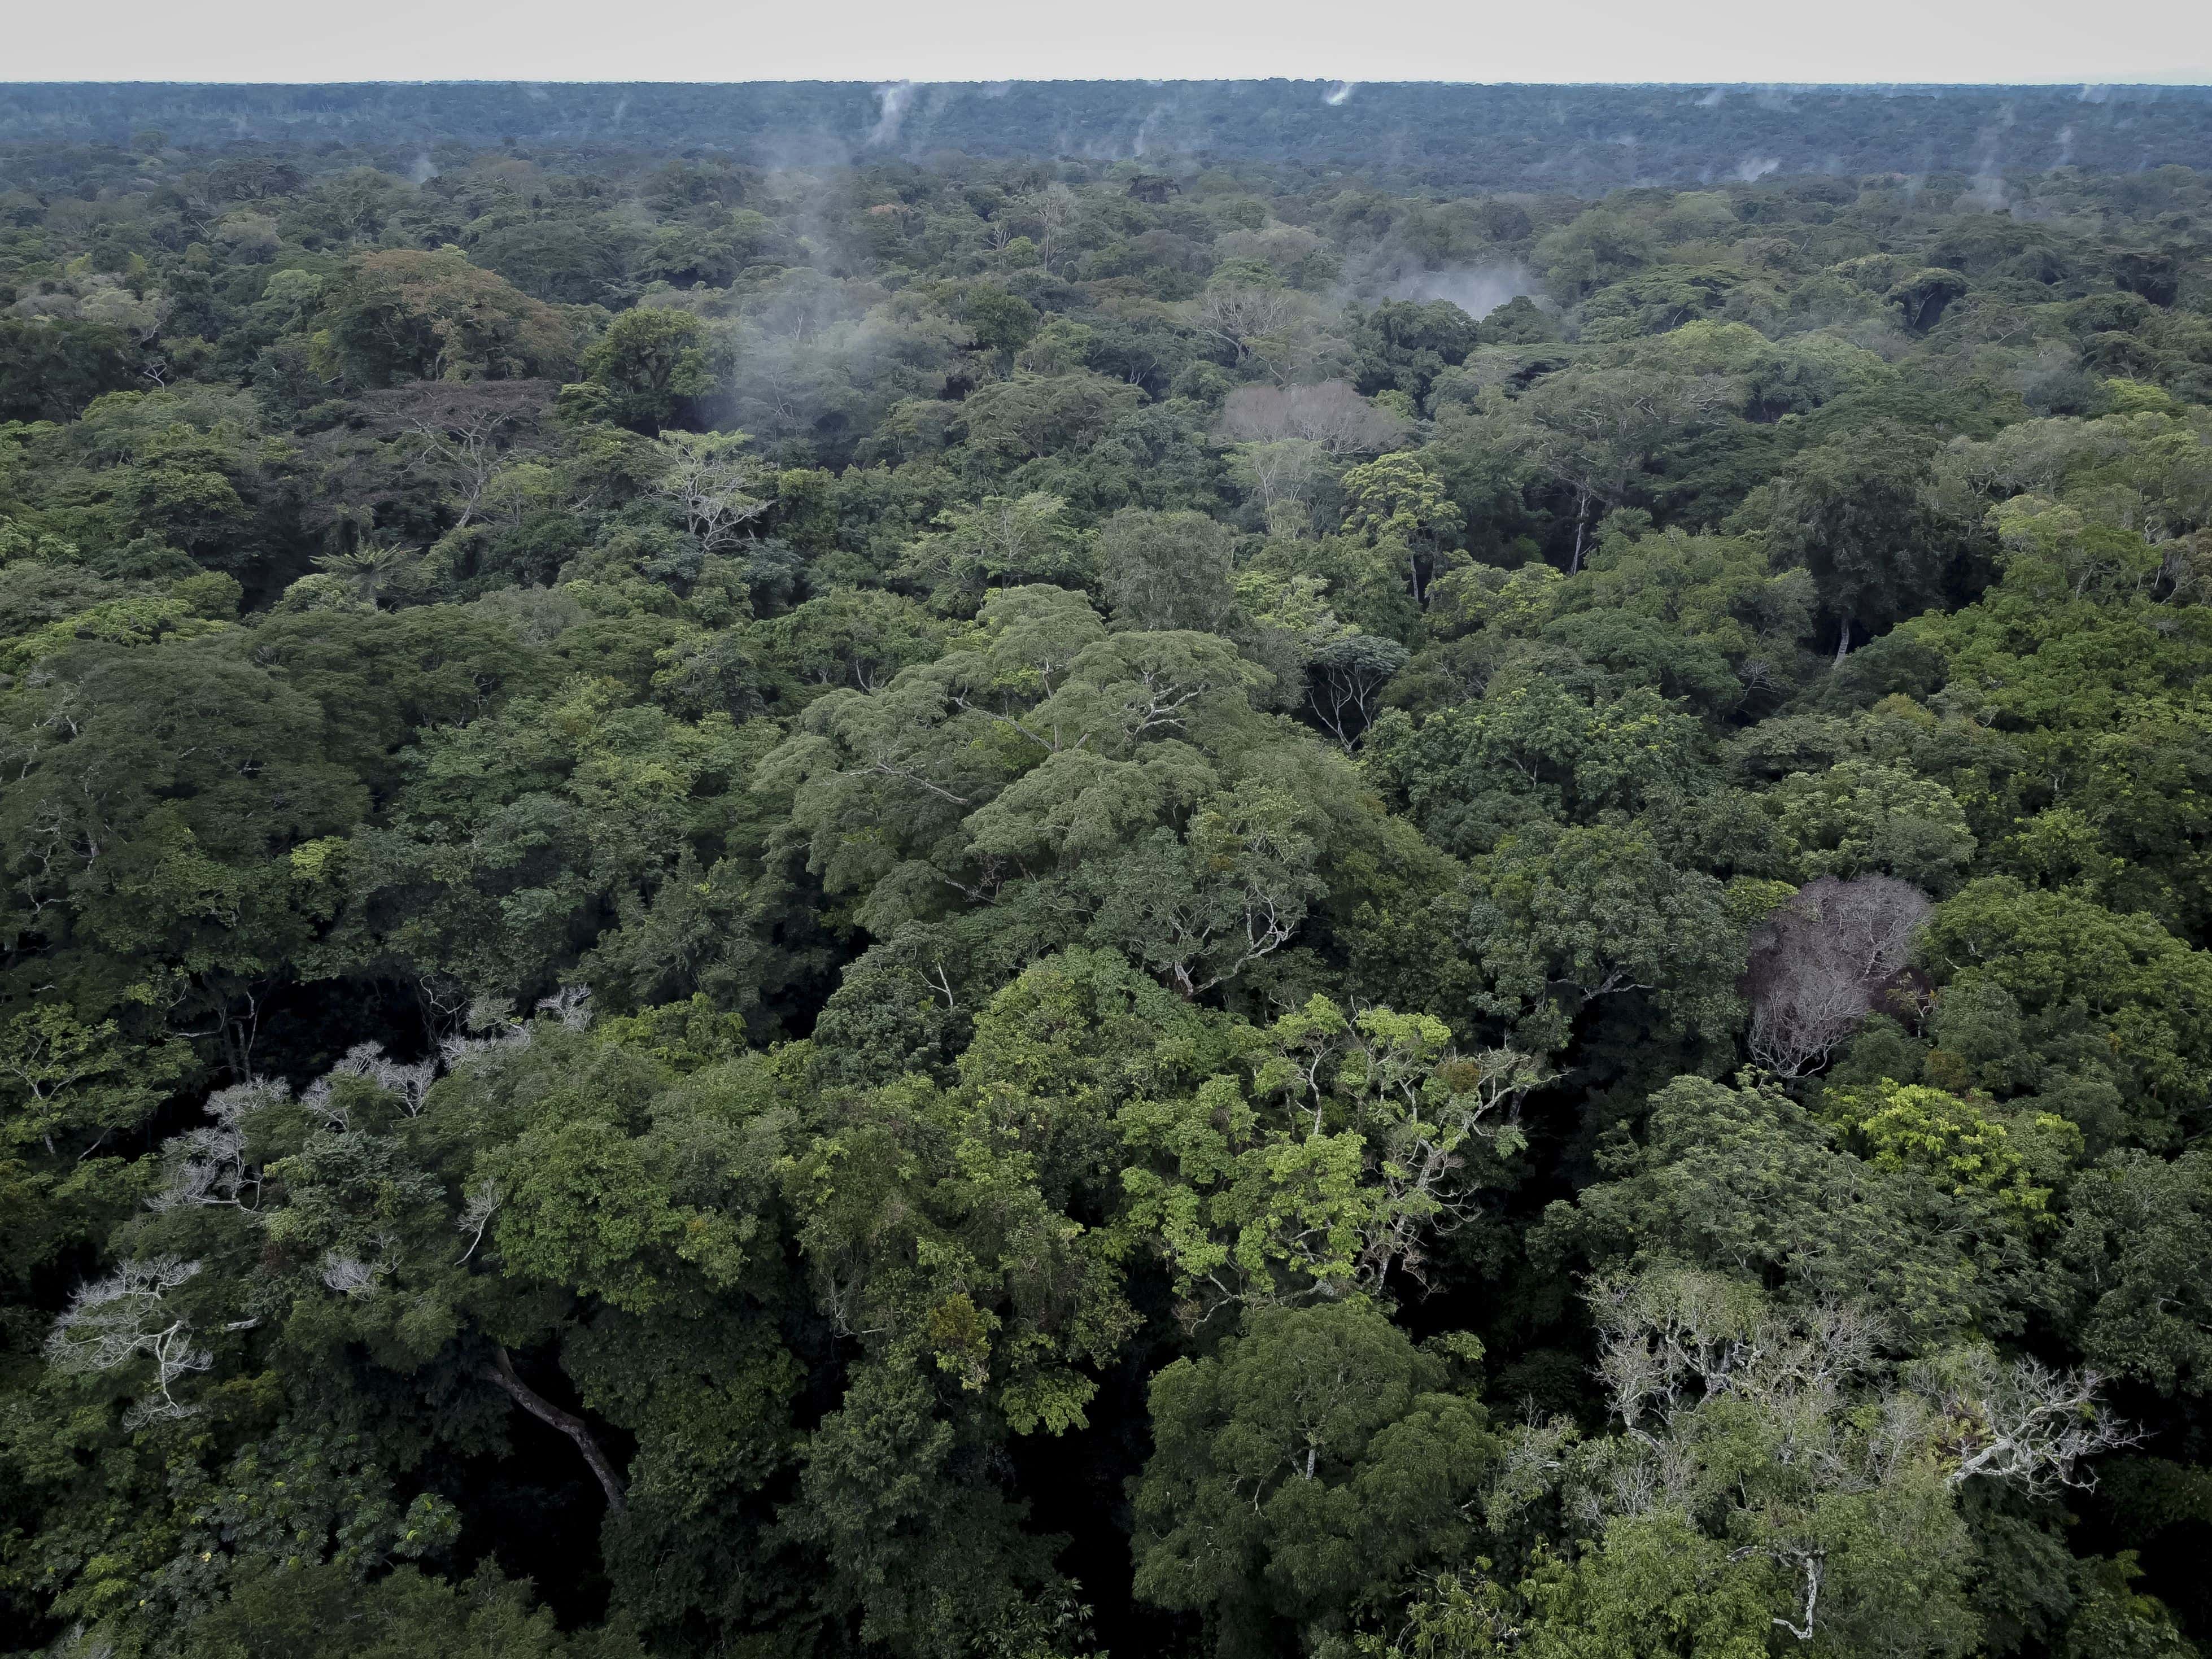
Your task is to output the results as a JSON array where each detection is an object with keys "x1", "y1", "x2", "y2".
[
  {"x1": 360, "y1": 379, "x2": 556, "y2": 530},
  {"x1": 1306, "y1": 634, "x2": 1410, "y2": 749},
  {"x1": 1192, "y1": 285, "x2": 1340, "y2": 385},
  {"x1": 319, "y1": 1251, "x2": 387, "y2": 1298},
  {"x1": 303, "y1": 1040, "x2": 437, "y2": 1121},
  {"x1": 1194, "y1": 283, "x2": 1307, "y2": 364},
  {"x1": 45, "y1": 1257, "x2": 214, "y2": 1426},
  {"x1": 535, "y1": 986, "x2": 594, "y2": 1031},
  {"x1": 1903, "y1": 1347, "x2": 2139, "y2": 1498},
  {"x1": 1744, "y1": 875, "x2": 1930, "y2": 1078},
  {"x1": 653, "y1": 432, "x2": 769, "y2": 555},
  {"x1": 439, "y1": 1018, "x2": 534, "y2": 1072},
  {"x1": 148, "y1": 1079, "x2": 287, "y2": 1212},
  {"x1": 1534, "y1": 1269, "x2": 2134, "y2": 1647},
  {"x1": 455, "y1": 1178, "x2": 503, "y2": 1264},
  {"x1": 1589, "y1": 1269, "x2": 1887, "y2": 1446},
  {"x1": 1219, "y1": 381, "x2": 1412, "y2": 459},
  {"x1": 1018, "y1": 182, "x2": 1078, "y2": 272},
  {"x1": 1226, "y1": 437, "x2": 1332, "y2": 537}
]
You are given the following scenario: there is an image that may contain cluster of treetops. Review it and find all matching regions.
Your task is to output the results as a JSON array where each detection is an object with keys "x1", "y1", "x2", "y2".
[{"x1": 1, "y1": 128, "x2": 2211, "y2": 1659}]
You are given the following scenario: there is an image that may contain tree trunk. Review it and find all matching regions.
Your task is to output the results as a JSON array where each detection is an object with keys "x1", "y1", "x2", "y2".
[{"x1": 486, "y1": 1346, "x2": 627, "y2": 1512}]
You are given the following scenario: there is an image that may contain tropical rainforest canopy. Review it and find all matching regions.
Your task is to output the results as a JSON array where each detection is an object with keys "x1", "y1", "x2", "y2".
[{"x1": 3, "y1": 91, "x2": 2212, "y2": 1659}]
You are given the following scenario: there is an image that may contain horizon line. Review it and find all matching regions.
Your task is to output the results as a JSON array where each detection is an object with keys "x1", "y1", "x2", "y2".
[{"x1": 8, "y1": 76, "x2": 2212, "y2": 90}]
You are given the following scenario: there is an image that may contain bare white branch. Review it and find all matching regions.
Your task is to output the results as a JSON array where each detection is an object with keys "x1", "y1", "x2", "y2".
[{"x1": 45, "y1": 1256, "x2": 212, "y2": 1425}]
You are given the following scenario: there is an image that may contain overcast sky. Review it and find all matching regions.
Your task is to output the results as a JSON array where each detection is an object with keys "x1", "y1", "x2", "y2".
[{"x1": 7, "y1": 0, "x2": 2210, "y2": 84}]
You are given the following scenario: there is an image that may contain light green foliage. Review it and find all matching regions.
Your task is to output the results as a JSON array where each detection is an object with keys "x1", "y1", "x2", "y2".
[
  {"x1": 759, "y1": 584, "x2": 1399, "y2": 999},
  {"x1": 1342, "y1": 452, "x2": 1465, "y2": 549},
  {"x1": 1822, "y1": 1079, "x2": 2073, "y2": 1212},
  {"x1": 961, "y1": 370, "x2": 1146, "y2": 464},
  {"x1": 1, "y1": 1002, "x2": 190, "y2": 1160},
  {"x1": 1118, "y1": 997, "x2": 1541, "y2": 1317},
  {"x1": 1768, "y1": 758, "x2": 1978, "y2": 891},
  {"x1": 311, "y1": 248, "x2": 578, "y2": 387},
  {"x1": 1242, "y1": 531, "x2": 1424, "y2": 643},
  {"x1": 483, "y1": 1043, "x2": 774, "y2": 1312},
  {"x1": 1548, "y1": 1075, "x2": 2041, "y2": 1337},
  {"x1": 1364, "y1": 1518, "x2": 1794, "y2": 1659},
  {"x1": 896, "y1": 492, "x2": 1092, "y2": 605},
  {"x1": 1341, "y1": 452, "x2": 1465, "y2": 604},
  {"x1": 1898, "y1": 481, "x2": 2212, "y2": 932},
  {"x1": 1423, "y1": 560, "x2": 1566, "y2": 643},
  {"x1": 752, "y1": 587, "x2": 952, "y2": 697}
]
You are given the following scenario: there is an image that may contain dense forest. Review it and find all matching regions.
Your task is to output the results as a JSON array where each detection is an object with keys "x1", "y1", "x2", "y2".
[
  {"x1": 7, "y1": 82, "x2": 2212, "y2": 192},
  {"x1": 2, "y1": 101, "x2": 2212, "y2": 1659}
]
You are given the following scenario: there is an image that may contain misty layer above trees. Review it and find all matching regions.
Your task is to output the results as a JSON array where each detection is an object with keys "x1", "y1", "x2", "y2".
[
  {"x1": 5, "y1": 80, "x2": 2212, "y2": 192},
  {"x1": 3, "y1": 108, "x2": 2212, "y2": 1659}
]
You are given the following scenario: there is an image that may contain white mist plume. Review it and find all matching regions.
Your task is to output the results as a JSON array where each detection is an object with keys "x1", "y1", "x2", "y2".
[
  {"x1": 1964, "y1": 122, "x2": 2010, "y2": 210},
  {"x1": 1965, "y1": 173, "x2": 2010, "y2": 210},
  {"x1": 868, "y1": 82, "x2": 915, "y2": 149},
  {"x1": 1390, "y1": 263, "x2": 1537, "y2": 321},
  {"x1": 1735, "y1": 156, "x2": 1782, "y2": 182},
  {"x1": 1133, "y1": 104, "x2": 1168, "y2": 158},
  {"x1": 1324, "y1": 82, "x2": 1357, "y2": 107}
]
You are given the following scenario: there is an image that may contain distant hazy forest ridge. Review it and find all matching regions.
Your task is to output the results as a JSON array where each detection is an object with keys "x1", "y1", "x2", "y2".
[
  {"x1": 6, "y1": 82, "x2": 2212, "y2": 187},
  {"x1": 3, "y1": 77, "x2": 2212, "y2": 1659}
]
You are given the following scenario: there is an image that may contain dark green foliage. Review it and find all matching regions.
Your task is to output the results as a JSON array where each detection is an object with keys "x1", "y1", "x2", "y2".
[
  {"x1": 3, "y1": 105, "x2": 2210, "y2": 1659},
  {"x1": 0, "y1": 317, "x2": 141, "y2": 421},
  {"x1": 1133, "y1": 1300, "x2": 1493, "y2": 1656}
]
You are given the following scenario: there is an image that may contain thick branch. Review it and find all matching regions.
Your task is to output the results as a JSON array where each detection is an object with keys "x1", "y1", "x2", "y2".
[{"x1": 486, "y1": 1346, "x2": 627, "y2": 1512}]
